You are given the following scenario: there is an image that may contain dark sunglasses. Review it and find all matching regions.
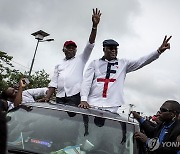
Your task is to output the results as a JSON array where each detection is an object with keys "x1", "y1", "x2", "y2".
[{"x1": 159, "y1": 108, "x2": 174, "y2": 113}]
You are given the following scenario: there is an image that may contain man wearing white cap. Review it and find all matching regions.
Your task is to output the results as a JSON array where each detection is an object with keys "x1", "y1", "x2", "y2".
[{"x1": 79, "y1": 36, "x2": 172, "y2": 113}]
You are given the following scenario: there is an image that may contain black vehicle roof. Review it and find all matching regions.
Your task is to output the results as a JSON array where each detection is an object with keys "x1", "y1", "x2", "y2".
[{"x1": 22, "y1": 102, "x2": 138, "y2": 125}]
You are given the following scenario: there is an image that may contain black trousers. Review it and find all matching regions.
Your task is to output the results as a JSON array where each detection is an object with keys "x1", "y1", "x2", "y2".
[{"x1": 56, "y1": 93, "x2": 80, "y2": 107}]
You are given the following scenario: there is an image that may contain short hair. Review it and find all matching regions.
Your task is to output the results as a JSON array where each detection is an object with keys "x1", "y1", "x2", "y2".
[{"x1": 164, "y1": 100, "x2": 180, "y2": 114}]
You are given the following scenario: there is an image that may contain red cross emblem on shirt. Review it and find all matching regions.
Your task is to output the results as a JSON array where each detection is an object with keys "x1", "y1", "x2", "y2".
[{"x1": 97, "y1": 78, "x2": 116, "y2": 97}]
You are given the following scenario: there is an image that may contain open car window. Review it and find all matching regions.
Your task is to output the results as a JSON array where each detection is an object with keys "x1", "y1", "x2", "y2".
[{"x1": 7, "y1": 105, "x2": 139, "y2": 154}]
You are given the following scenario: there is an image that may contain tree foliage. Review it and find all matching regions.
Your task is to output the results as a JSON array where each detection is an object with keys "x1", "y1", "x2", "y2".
[
  {"x1": 0, "y1": 51, "x2": 50, "y2": 93},
  {"x1": 28, "y1": 69, "x2": 50, "y2": 89},
  {"x1": 0, "y1": 51, "x2": 15, "y2": 91}
]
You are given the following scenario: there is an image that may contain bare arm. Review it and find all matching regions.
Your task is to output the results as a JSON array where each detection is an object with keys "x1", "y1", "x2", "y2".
[
  {"x1": 44, "y1": 87, "x2": 55, "y2": 102},
  {"x1": 89, "y1": 8, "x2": 101, "y2": 44},
  {"x1": 13, "y1": 79, "x2": 26, "y2": 107},
  {"x1": 81, "y1": 9, "x2": 101, "y2": 62}
]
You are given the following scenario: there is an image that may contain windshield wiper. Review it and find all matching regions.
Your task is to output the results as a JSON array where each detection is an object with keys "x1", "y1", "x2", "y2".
[{"x1": 8, "y1": 148, "x2": 41, "y2": 154}]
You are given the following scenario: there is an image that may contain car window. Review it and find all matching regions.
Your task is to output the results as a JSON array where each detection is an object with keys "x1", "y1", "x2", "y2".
[{"x1": 7, "y1": 106, "x2": 139, "y2": 154}]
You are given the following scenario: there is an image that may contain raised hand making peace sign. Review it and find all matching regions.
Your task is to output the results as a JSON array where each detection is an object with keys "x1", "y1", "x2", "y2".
[{"x1": 158, "y1": 35, "x2": 172, "y2": 53}]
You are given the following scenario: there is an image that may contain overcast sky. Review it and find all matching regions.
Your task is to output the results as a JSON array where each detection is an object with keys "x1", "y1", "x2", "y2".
[{"x1": 0, "y1": 0, "x2": 180, "y2": 116}]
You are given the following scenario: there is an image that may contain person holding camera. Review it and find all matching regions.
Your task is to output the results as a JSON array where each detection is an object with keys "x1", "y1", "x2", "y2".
[
  {"x1": 0, "y1": 78, "x2": 26, "y2": 111},
  {"x1": 0, "y1": 78, "x2": 48, "y2": 111}
]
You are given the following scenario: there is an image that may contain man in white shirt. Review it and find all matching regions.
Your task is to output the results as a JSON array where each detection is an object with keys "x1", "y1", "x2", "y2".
[
  {"x1": 44, "y1": 8, "x2": 101, "y2": 106},
  {"x1": 79, "y1": 36, "x2": 172, "y2": 113}
]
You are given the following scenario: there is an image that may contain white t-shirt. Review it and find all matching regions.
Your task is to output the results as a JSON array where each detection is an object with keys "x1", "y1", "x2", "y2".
[
  {"x1": 48, "y1": 42, "x2": 95, "y2": 98},
  {"x1": 81, "y1": 51, "x2": 160, "y2": 107},
  {"x1": 8, "y1": 87, "x2": 48, "y2": 110}
]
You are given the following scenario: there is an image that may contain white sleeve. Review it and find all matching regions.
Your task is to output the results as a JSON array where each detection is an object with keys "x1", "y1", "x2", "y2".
[
  {"x1": 23, "y1": 87, "x2": 48, "y2": 97},
  {"x1": 80, "y1": 61, "x2": 95, "y2": 101},
  {"x1": 48, "y1": 65, "x2": 59, "y2": 88},
  {"x1": 23, "y1": 88, "x2": 48, "y2": 100},
  {"x1": 126, "y1": 50, "x2": 160, "y2": 73},
  {"x1": 80, "y1": 42, "x2": 95, "y2": 63}
]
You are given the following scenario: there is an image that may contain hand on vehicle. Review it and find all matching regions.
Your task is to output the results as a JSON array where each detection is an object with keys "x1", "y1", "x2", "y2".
[
  {"x1": 134, "y1": 132, "x2": 148, "y2": 143},
  {"x1": 78, "y1": 101, "x2": 90, "y2": 109},
  {"x1": 131, "y1": 111, "x2": 142, "y2": 120}
]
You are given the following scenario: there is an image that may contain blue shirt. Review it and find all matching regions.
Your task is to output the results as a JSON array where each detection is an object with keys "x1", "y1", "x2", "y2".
[{"x1": 158, "y1": 121, "x2": 175, "y2": 143}]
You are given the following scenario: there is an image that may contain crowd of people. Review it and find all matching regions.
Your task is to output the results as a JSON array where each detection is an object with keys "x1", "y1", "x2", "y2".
[{"x1": 0, "y1": 8, "x2": 179, "y2": 153}]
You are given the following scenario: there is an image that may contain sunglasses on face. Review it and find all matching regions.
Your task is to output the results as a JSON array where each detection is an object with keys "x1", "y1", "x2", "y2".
[{"x1": 159, "y1": 108, "x2": 174, "y2": 113}]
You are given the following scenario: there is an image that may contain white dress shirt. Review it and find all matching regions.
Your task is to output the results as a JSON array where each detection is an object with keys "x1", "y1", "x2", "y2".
[
  {"x1": 8, "y1": 87, "x2": 48, "y2": 110},
  {"x1": 48, "y1": 42, "x2": 94, "y2": 98},
  {"x1": 22, "y1": 87, "x2": 48, "y2": 103},
  {"x1": 81, "y1": 51, "x2": 160, "y2": 107}
]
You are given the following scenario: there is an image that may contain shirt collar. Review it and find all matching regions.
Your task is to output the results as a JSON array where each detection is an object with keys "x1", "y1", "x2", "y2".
[
  {"x1": 163, "y1": 120, "x2": 175, "y2": 129},
  {"x1": 64, "y1": 56, "x2": 75, "y2": 61},
  {"x1": 100, "y1": 56, "x2": 118, "y2": 62}
]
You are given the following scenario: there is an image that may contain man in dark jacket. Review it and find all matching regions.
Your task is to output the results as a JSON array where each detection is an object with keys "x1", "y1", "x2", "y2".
[{"x1": 132, "y1": 100, "x2": 180, "y2": 154}]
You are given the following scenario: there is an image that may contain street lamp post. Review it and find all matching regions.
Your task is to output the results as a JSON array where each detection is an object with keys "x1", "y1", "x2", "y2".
[{"x1": 28, "y1": 30, "x2": 54, "y2": 77}]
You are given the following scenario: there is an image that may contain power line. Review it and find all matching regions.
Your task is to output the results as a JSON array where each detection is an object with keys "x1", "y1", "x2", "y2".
[
  {"x1": 11, "y1": 60, "x2": 29, "y2": 71},
  {"x1": 11, "y1": 60, "x2": 39, "y2": 73},
  {"x1": 11, "y1": 60, "x2": 29, "y2": 69}
]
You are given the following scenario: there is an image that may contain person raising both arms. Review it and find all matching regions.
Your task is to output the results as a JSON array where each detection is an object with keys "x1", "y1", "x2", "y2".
[{"x1": 79, "y1": 35, "x2": 172, "y2": 113}]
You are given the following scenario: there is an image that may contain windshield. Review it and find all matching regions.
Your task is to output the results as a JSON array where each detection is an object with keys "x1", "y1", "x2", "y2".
[{"x1": 7, "y1": 105, "x2": 139, "y2": 154}]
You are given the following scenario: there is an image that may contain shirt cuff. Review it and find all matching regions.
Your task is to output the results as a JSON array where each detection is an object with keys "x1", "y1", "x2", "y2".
[
  {"x1": 139, "y1": 117, "x2": 145, "y2": 124},
  {"x1": 87, "y1": 41, "x2": 95, "y2": 47},
  {"x1": 81, "y1": 96, "x2": 88, "y2": 102},
  {"x1": 155, "y1": 50, "x2": 161, "y2": 56},
  {"x1": 48, "y1": 82, "x2": 57, "y2": 88}
]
